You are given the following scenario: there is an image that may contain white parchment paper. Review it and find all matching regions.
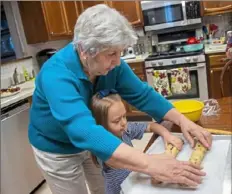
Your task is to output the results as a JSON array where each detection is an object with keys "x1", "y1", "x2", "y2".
[{"x1": 121, "y1": 135, "x2": 231, "y2": 194}]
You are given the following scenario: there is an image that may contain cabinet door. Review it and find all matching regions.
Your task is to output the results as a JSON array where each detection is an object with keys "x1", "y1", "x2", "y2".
[
  {"x1": 210, "y1": 67, "x2": 232, "y2": 98},
  {"x1": 18, "y1": 1, "x2": 49, "y2": 44},
  {"x1": 80, "y1": 1, "x2": 106, "y2": 10},
  {"x1": 42, "y1": 1, "x2": 68, "y2": 37},
  {"x1": 202, "y1": 1, "x2": 232, "y2": 15},
  {"x1": 208, "y1": 54, "x2": 227, "y2": 68},
  {"x1": 108, "y1": 1, "x2": 143, "y2": 26},
  {"x1": 62, "y1": 1, "x2": 81, "y2": 35}
]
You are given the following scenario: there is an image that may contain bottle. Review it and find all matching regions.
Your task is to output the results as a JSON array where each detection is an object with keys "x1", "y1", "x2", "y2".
[
  {"x1": 22, "y1": 66, "x2": 30, "y2": 81},
  {"x1": 13, "y1": 68, "x2": 19, "y2": 85}
]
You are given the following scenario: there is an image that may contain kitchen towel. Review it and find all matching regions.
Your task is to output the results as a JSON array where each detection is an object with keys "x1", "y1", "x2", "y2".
[
  {"x1": 152, "y1": 70, "x2": 172, "y2": 97},
  {"x1": 170, "y1": 67, "x2": 191, "y2": 94}
]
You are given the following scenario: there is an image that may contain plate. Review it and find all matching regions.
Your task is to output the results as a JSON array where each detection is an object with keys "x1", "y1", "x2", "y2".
[{"x1": 1, "y1": 88, "x2": 21, "y2": 98}]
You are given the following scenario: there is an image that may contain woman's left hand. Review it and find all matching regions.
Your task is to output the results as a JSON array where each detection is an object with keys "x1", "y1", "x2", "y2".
[{"x1": 179, "y1": 115, "x2": 212, "y2": 149}]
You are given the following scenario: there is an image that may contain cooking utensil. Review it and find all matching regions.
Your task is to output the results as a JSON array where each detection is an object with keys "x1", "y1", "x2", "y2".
[
  {"x1": 183, "y1": 43, "x2": 203, "y2": 52},
  {"x1": 209, "y1": 24, "x2": 218, "y2": 36},
  {"x1": 202, "y1": 25, "x2": 208, "y2": 35}
]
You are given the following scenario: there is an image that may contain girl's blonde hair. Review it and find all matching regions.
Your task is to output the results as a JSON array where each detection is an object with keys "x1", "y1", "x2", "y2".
[{"x1": 90, "y1": 92, "x2": 122, "y2": 166}]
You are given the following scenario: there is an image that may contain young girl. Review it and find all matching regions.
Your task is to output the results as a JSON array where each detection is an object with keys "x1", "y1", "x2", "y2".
[{"x1": 91, "y1": 89, "x2": 183, "y2": 194}]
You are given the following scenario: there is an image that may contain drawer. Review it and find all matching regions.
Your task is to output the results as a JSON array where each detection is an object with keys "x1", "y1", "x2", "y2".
[
  {"x1": 128, "y1": 62, "x2": 144, "y2": 74},
  {"x1": 208, "y1": 54, "x2": 227, "y2": 67}
]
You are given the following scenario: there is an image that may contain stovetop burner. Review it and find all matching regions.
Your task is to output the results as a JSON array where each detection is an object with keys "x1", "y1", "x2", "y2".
[{"x1": 145, "y1": 49, "x2": 204, "y2": 61}]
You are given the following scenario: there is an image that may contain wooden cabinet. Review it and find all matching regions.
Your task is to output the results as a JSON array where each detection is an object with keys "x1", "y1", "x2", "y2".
[
  {"x1": 123, "y1": 61, "x2": 151, "y2": 120},
  {"x1": 207, "y1": 54, "x2": 232, "y2": 99},
  {"x1": 62, "y1": 1, "x2": 82, "y2": 35},
  {"x1": 19, "y1": 1, "x2": 81, "y2": 44},
  {"x1": 41, "y1": 2, "x2": 68, "y2": 37},
  {"x1": 80, "y1": 1, "x2": 106, "y2": 10},
  {"x1": 210, "y1": 66, "x2": 232, "y2": 99},
  {"x1": 202, "y1": 1, "x2": 232, "y2": 16},
  {"x1": 19, "y1": 1, "x2": 143, "y2": 44},
  {"x1": 107, "y1": 1, "x2": 143, "y2": 27}
]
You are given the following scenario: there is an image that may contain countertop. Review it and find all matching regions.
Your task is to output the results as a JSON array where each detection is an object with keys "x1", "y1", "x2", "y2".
[
  {"x1": 1, "y1": 80, "x2": 35, "y2": 109},
  {"x1": 124, "y1": 53, "x2": 149, "y2": 63},
  {"x1": 204, "y1": 44, "x2": 227, "y2": 54},
  {"x1": 1, "y1": 56, "x2": 33, "y2": 65}
]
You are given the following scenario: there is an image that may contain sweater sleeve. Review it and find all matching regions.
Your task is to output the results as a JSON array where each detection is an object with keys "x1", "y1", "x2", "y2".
[
  {"x1": 40, "y1": 67, "x2": 122, "y2": 161},
  {"x1": 116, "y1": 60, "x2": 174, "y2": 123}
]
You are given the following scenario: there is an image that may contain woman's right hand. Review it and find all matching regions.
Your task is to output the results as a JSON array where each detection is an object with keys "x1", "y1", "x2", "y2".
[{"x1": 147, "y1": 153, "x2": 206, "y2": 187}]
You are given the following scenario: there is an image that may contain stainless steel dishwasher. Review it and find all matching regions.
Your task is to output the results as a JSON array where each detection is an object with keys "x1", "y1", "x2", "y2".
[{"x1": 1, "y1": 99, "x2": 44, "y2": 194}]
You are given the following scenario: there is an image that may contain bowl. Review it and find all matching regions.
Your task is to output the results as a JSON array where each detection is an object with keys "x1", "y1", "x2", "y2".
[
  {"x1": 183, "y1": 43, "x2": 203, "y2": 52},
  {"x1": 172, "y1": 100, "x2": 204, "y2": 122}
]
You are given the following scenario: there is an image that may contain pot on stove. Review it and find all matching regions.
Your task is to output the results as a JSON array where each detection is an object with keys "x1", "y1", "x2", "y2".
[{"x1": 156, "y1": 44, "x2": 170, "y2": 52}]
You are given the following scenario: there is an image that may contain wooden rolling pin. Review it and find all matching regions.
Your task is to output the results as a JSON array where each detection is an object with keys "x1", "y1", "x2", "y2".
[{"x1": 206, "y1": 128, "x2": 232, "y2": 135}]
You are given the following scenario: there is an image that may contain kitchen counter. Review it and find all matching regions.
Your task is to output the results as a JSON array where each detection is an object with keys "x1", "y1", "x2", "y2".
[
  {"x1": 124, "y1": 53, "x2": 149, "y2": 63},
  {"x1": 1, "y1": 80, "x2": 35, "y2": 109},
  {"x1": 204, "y1": 44, "x2": 227, "y2": 54},
  {"x1": 1, "y1": 56, "x2": 33, "y2": 65}
]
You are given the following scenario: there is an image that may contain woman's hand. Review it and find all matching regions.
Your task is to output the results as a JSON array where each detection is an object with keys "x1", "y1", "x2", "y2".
[
  {"x1": 179, "y1": 115, "x2": 212, "y2": 149},
  {"x1": 148, "y1": 153, "x2": 205, "y2": 187},
  {"x1": 164, "y1": 109, "x2": 212, "y2": 149},
  {"x1": 163, "y1": 133, "x2": 183, "y2": 151}
]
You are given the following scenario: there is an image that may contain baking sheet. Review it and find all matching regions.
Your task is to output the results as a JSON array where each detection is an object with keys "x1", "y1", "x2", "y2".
[{"x1": 121, "y1": 134, "x2": 231, "y2": 194}]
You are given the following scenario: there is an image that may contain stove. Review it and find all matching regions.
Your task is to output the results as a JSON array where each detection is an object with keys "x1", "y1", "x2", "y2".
[
  {"x1": 144, "y1": 49, "x2": 208, "y2": 101},
  {"x1": 145, "y1": 50, "x2": 204, "y2": 61}
]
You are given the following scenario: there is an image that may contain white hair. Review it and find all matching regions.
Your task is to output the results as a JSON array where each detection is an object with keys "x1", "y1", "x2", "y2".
[{"x1": 73, "y1": 4, "x2": 138, "y2": 55}]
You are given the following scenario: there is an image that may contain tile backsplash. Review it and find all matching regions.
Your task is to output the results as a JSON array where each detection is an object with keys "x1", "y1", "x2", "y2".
[
  {"x1": 202, "y1": 12, "x2": 232, "y2": 38},
  {"x1": 1, "y1": 57, "x2": 35, "y2": 88}
]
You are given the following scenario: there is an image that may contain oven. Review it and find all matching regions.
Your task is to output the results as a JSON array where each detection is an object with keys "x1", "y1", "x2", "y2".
[
  {"x1": 141, "y1": 1, "x2": 201, "y2": 32},
  {"x1": 145, "y1": 54, "x2": 208, "y2": 101}
]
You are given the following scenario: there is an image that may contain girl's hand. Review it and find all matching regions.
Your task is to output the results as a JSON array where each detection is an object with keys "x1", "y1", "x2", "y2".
[{"x1": 163, "y1": 133, "x2": 184, "y2": 151}]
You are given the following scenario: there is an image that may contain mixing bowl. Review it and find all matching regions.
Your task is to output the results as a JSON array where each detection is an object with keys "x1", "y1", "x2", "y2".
[{"x1": 172, "y1": 100, "x2": 204, "y2": 122}]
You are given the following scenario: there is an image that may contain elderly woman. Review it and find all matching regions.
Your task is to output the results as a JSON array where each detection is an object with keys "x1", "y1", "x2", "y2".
[{"x1": 29, "y1": 4, "x2": 212, "y2": 194}]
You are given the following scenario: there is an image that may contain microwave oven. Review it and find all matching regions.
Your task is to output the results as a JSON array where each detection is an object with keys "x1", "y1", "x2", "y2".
[{"x1": 141, "y1": 1, "x2": 202, "y2": 32}]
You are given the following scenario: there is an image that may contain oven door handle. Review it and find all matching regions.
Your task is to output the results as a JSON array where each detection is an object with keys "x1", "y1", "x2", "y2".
[
  {"x1": 146, "y1": 64, "x2": 205, "y2": 74},
  {"x1": 188, "y1": 64, "x2": 205, "y2": 71}
]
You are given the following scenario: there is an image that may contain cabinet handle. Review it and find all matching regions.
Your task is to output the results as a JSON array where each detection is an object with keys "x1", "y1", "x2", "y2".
[
  {"x1": 50, "y1": 32, "x2": 67, "y2": 36},
  {"x1": 1, "y1": 113, "x2": 10, "y2": 120},
  {"x1": 132, "y1": 68, "x2": 135, "y2": 71},
  {"x1": 220, "y1": 58, "x2": 230, "y2": 63},
  {"x1": 205, "y1": 5, "x2": 232, "y2": 12}
]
